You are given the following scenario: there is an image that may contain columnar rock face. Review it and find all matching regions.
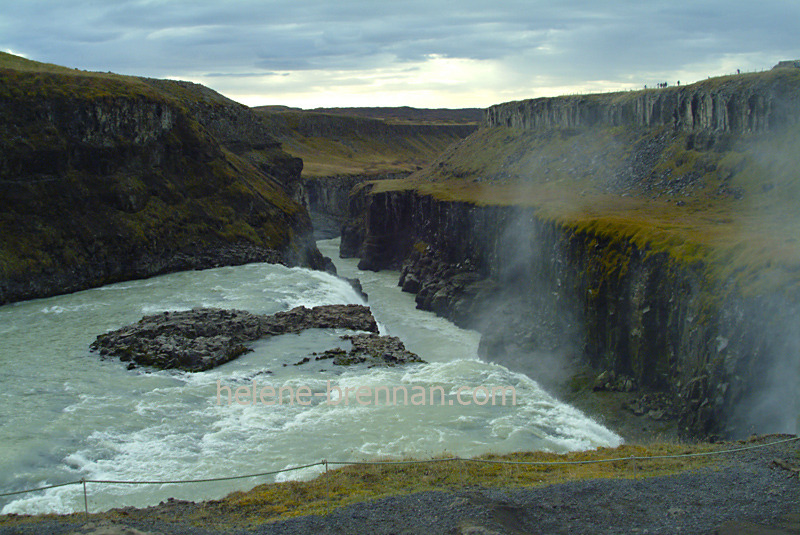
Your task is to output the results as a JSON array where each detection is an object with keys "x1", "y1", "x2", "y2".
[
  {"x1": 346, "y1": 187, "x2": 799, "y2": 438},
  {"x1": 485, "y1": 69, "x2": 800, "y2": 134},
  {"x1": 142, "y1": 78, "x2": 306, "y2": 196},
  {"x1": 0, "y1": 53, "x2": 325, "y2": 304},
  {"x1": 342, "y1": 65, "x2": 800, "y2": 439}
]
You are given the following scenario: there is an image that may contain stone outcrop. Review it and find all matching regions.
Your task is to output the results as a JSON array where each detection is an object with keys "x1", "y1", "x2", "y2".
[
  {"x1": 90, "y1": 304, "x2": 380, "y2": 371},
  {"x1": 142, "y1": 78, "x2": 305, "y2": 197},
  {"x1": 312, "y1": 333, "x2": 425, "y2": 367},
  {"x1": 340, "y1": 182, "x2": 377, "y2": 258},
  {"x1": 0, "y1": 53, "x2": 325, "y2": 304}
]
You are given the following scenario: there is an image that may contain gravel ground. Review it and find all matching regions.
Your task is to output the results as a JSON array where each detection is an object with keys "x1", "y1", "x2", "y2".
[{"x1": 1, "y1": 436, "x2": 797, "y2": 535}]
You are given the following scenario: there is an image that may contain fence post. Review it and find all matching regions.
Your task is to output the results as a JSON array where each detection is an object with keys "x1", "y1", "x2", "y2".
[
  {"x1": 81, "y1": 478, "x2": 88, "y2": 517},
  {"x1": 324, "y1": 460, "x2": 329, "y2": 513}
]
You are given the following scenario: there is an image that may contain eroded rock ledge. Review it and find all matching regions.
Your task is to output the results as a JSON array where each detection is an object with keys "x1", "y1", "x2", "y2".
[{"x1": 90, "y1": 304, "x2": 383, "y2": 372}]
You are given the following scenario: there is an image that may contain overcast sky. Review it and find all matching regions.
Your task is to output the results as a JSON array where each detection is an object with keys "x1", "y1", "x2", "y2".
[{"x1": 2, "y1": 1, "x2": 799, "y2": 109}]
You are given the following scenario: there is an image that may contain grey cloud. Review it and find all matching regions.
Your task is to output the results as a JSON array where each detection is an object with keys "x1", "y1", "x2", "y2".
[{"x1": 1, "y1": 0, "x2": 798, "y2": 105}]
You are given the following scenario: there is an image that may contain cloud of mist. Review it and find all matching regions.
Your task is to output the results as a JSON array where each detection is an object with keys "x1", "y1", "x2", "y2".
[
  {"x1": 724, "y1": 296, "x2": 800, "y2": 437},
  {"x1": 721, "y1": 126, "x2": 800, "y2": 437},
  {"x1": 473, "y1": 209, "x2": 583, "y2": 393},
  {"x1": 464, "y1": 114, "x2": 800, "y2": 438}
]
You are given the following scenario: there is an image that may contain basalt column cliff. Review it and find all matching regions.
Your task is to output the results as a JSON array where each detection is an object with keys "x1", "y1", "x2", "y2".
[
  {"x1": 0, "y1": 53, "x2": 325, "y2": 304},
  {"x1": 343, "y1": 64, "x2": 800, "y2": 439}
]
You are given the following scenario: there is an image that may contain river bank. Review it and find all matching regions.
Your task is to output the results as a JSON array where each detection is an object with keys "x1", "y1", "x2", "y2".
[
  {"x1": 1, "y1": 435, "x2": 797, "y2": 534},
  {"x1": 0, "y1": 239, "x2": 622, "y2": 517}
]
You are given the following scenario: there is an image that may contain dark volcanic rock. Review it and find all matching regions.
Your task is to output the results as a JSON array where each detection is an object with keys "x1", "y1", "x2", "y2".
[
  {"x1": 342, "y1": 182, "x2": 800, "y2": 439},
  {"x1": 261, "y1": 304, "x2": 378, "y2": 335},
  {"x1": 343, "y1": 277, "x2": 368, "y2": 300},
  {"x1": 331, "y1": 333, "x2": 425, "y2": 367},
  {"x1": 90, "y1": 304, "x2": 379, "y2": 372},
  {"x1": 296, "y1": 173, "x2": 410, "y2": 240},
  {"x1": 484, "y1": 72, "x2": 800, "y2": 133}
]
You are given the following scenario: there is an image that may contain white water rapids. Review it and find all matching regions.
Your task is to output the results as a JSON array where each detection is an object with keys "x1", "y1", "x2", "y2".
[{"x1": 0, "y1": 238, "x2": 620, "y2": 514}]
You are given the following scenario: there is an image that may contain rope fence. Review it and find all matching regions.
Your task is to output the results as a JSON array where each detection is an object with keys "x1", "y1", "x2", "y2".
[{"x1": 1, "y1": 435, "x2": 797, "y2": 517}]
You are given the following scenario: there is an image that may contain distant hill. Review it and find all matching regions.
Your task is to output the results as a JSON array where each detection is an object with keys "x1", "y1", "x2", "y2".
[
  {"x1": 306, "y1": 106, "x2": 482, "y2": 125},
  {"x1": 253, "y1": 106, "x2": 483, "y2": 125},
  {"x1": 256, "y1": 105, "x2": 303, "y2": 113},
  {"x1": 252, "y1": 108, "x2": 478, "y2": 177}
]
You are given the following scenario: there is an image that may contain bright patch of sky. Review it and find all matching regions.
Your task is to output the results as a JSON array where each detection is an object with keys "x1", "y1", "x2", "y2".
[{"x1": 2, "y1": 1, "x2": 798, "y2": 108}]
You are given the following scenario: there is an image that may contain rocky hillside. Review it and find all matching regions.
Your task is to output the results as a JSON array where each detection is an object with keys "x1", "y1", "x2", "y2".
[
  {"x1": 342, "y1": 63, "x2": 800, "y2": 439},
  {"x1": 0, "y1": 53, "x2": 324, "y2": 304},
  {"x1": 253, "y1": 107, "x2": 477, "y2": 178},
  {"x1": 252, "y1": 107, "x2": 478, "y2": 237}
]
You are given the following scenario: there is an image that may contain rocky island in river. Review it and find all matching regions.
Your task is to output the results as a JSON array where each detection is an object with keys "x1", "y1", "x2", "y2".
[{"x1": 90, "y1": 304, "x2": 424, "y2": 372}]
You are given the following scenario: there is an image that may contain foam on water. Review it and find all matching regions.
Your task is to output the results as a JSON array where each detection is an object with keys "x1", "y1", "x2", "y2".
[{"x1": 0, "y1": 242, "x2": 620, "y2": 515}]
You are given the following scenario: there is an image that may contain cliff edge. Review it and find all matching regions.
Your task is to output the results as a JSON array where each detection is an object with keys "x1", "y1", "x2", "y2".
[
  {"x1": 343, "y1": 63, "x2": 800, "y2": 439},
  {"x1": 0, "y1": 53, "x2": 324, "y2": 304}
]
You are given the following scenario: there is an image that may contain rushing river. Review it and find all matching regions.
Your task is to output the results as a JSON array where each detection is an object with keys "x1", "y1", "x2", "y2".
[{"x1": 0, "y1": 238, "x2": 620, "y2": 514}]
